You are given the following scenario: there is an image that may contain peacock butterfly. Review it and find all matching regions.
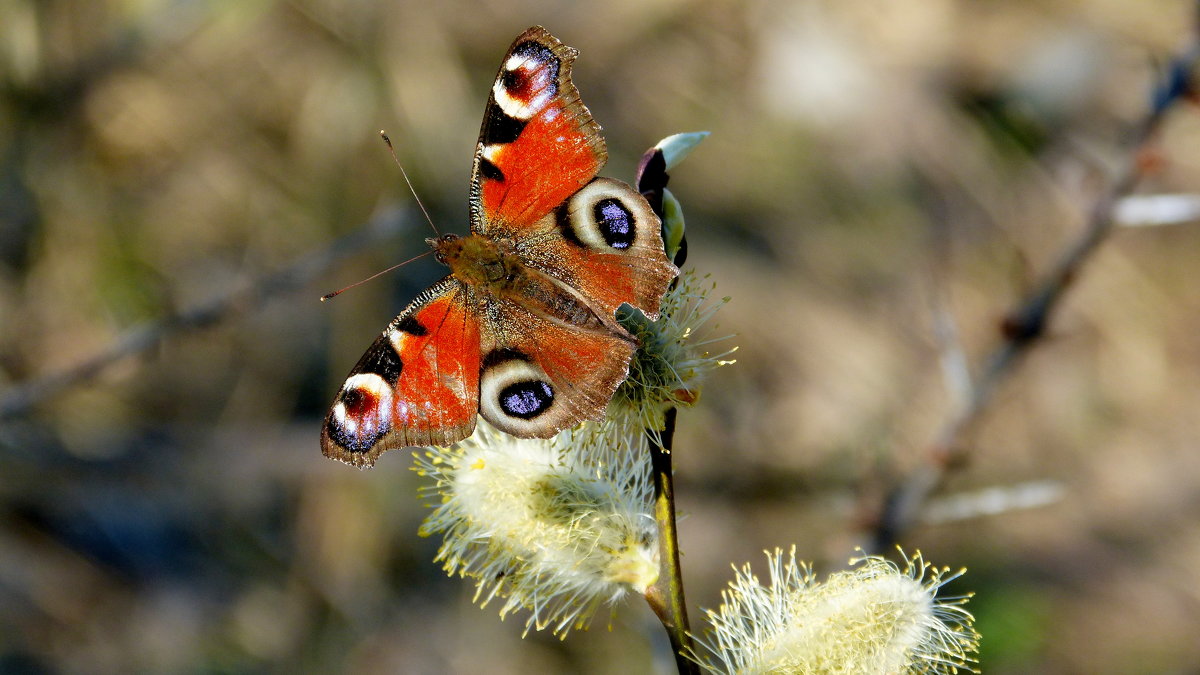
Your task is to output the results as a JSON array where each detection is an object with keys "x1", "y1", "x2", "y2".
[{"x1": 321, "y1": 26, "x2": 679, "y2": 467}]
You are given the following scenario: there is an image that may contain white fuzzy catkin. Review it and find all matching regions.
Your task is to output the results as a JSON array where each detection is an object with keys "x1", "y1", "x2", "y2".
[
  {"x1": 690, "y1": 547, "x2": 980, "y2": 674},
  {"x1": 414, "y1": 421, "x2": 658, "y2": 636}
]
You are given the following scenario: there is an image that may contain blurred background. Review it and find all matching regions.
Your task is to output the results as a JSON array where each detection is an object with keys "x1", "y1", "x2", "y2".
[{"x1": 3, "y1": 1, "x2": 1200, "y2": 673}]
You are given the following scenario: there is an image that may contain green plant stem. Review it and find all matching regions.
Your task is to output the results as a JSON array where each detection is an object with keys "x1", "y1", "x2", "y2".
[{"x1": 644, "y1": 407, "x2": 699, "y2": 675}]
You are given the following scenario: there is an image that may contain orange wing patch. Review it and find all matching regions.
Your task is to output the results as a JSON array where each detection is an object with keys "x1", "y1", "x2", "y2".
[
  {"x1": 479, "y1": 108, "x2": 604, "y2": 228},
  {"x1": 531, "y1": 244, "x2": 676, "y2": 319},
  {"x1": 389, "y1": 287, "x2": 481, "y2": 441}
]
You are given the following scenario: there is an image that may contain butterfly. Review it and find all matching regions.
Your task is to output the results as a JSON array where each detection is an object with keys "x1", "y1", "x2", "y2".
[{"x1": 321, "y1": 26, "x2": 679, "y2": 467}]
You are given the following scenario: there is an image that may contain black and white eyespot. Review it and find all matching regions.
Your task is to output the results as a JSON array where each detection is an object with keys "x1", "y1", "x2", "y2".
[
  {"x1": 478, "y1": 351, "x2": 562, "y2": 436},
  {"x1": 327, "y1": 373, "x2": 393, "y2": 453},
  {"x1": 491, "y1": 41, "x2": 559, "y2": 120},
  {"x1": 557, "y1": 177, "x2": 658, "y2": 253}
]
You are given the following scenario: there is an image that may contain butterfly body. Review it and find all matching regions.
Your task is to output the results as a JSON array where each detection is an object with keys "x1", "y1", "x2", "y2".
[
  {"x1": 432, "y1": 232, "x2": 635, "y2": 340},
  {"x1": 323, "y1": 27, "x2": 677, "y2": 467}
]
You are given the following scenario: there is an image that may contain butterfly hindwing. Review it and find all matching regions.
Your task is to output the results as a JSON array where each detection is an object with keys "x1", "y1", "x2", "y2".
[
  {"x1": 470, "y1": 26, "x2": 607, "y2": 235},
  {"x1": 476, "y1": 298, "x2": 637, "y2": 437},
  {"x1": 322, "y1": 278, "x2": 482, "y2": 467}
]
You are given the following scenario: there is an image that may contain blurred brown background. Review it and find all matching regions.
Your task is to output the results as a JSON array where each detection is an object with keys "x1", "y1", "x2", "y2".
[{"x1": 3, "y1": 1, "x2": 1200, "y2": 673}]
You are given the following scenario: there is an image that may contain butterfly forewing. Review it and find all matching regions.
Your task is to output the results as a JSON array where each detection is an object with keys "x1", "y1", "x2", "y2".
[
  {"x1": 322, "y1": 279, "x2": 481, "y2": 467},
  {"x1": 470, "y1": 26, "x2": 607, "y2": 234}
]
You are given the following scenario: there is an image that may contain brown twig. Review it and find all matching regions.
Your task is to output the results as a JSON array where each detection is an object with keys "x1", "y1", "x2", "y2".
[
  {"x1": 869, "y1": 24, "x2": 1200, "y2": 553},
  {"x1": 0, "y1": 207, "x2": 414, "y2": 421}
]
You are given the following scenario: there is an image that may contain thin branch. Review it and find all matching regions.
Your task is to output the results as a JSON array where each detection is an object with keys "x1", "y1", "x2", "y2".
[
  {"x1": 920, "y1": 480, "x2": 1067, "y2": 526},
  {"x1": 930, "y1": 284, "x2": 973, "y2": 411},
  {"x1": 0, "y1": 207, "x2": 414, "y2": 420},
  {"x1": 869, "y1": 28, "x2": 1200, "y2": 553}
]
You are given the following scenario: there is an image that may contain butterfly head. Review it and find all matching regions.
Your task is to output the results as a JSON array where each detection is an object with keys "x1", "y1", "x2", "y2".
[{"x1": 427, "y1": 233, "x2": 462, "y2": 266}]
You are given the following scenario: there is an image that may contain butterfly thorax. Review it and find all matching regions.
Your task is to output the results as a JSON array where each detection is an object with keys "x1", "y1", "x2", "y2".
[
  {"x1": 430, "y1": 233, "x2": 518, "y2": 286},
  {"x1": 429, "y1": 232, "x2": 627, "y2": 339}
]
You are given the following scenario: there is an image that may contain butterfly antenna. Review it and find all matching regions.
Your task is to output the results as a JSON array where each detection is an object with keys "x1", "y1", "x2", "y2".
[
  {"x1": 380, "y1": 130, "x2": 440, "y2": 237},
  {"x1": 320, "y1": 250, "x2": 434, "y2": 301}
]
